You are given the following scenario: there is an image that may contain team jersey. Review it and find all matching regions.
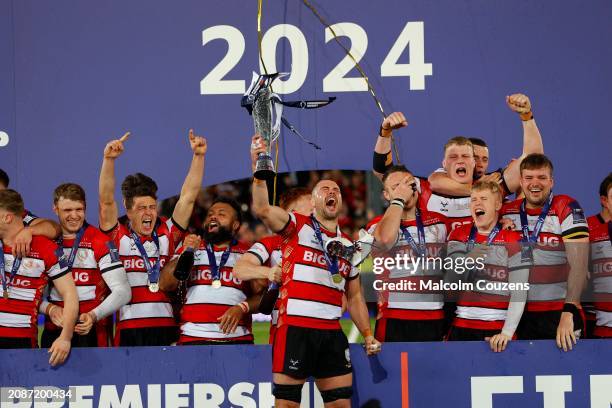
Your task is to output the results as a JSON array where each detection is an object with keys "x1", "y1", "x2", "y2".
[
  {"x1": 177, "y1": 240, "x2": 253, "y2": 343},
  {"x1": 500, "y1": 195, "x2": 589, "y2": 312},
  {"x1": 588, "y1": 215, "x2": 612, "y2": 337},
  {"x1": 22, "y1": 209, "x2": 38, "y2": 227},
  {"x1": 45, "y1": 224, "x2": 124, "y2": 334},
  {"x1": 247, "y1": 234, "x2": 282, "y2": 342},
  {"x1": 0, "y1": 236, "x2": 69, "y2": 340},
  {"x1": 276, "y1": 212, "x2": 359, "y2": 330},
  {"x1": 104, "y1": 217, "x2": 184, "y2": 332},
  {"x1": 447, "y1": 224, "x2": 530, "y2": 330},
  {"x1": 417, "y1": 178, "x2": 472, "y2": 232},
  {"x1": 366, "y1": 210, "x2": 448, "y2": 321}
]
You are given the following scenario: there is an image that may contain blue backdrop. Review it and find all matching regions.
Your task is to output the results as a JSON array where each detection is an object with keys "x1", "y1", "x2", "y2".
[
  {"x1": 0, "y1": 0, "x2": 610, "y2": 221},
  {"x1": 1, "y1": 341, "x2": 611, "y2": 407}
]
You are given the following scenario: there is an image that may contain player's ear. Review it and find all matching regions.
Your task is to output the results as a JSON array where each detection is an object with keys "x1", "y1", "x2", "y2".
[
  {"x1": 52, "y1": 205, "x2": 59, "y2": 217},
  {"x1": 382, "y1": 189, "x2": 390, "y2": 202}
]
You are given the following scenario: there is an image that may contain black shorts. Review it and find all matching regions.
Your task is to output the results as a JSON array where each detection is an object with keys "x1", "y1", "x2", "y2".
[
  {"x1": 117, "y1": 326, "x2": 179, "y2": 346},
  {"x1": 272, "y1": 325, "x2": 352, "y2": 379},
  {"x1": 447, "y1": 326, "x2": 499, "y2": 341},
  {"x1": 375, "y1": 318, "x2": 445, "y2": 342},
  {"x1": 41, "y1": 326, "x2": 107, "y2": 348},
  {"x1": 0, "y1": 337, "x2": 35, "y2": 349},
  {"x1": 516, "y1": 310, "x2": 584, "y2": 340}
]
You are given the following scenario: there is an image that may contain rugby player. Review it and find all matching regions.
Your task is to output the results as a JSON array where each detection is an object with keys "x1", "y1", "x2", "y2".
[
  {"x1": 500, "y1": 154, "x2": 589, "y2": 351},
  {"x1": 98, "y1": 130, "x2": 206, "y2": 346},
  {"x1": 587, "y1": 173, "x2": 612, "y2": 338},
  {"x1": 446, "y1": 181, "x2": 530, "y2": 351},
  {"x1": 0, "y1": 189, "x2": 77, "y2": 366},
  {"x1": 160, "y1": 198, "x2": 263, "y2": 344},
  {"x1": 39, "y1": 183, "x2": 130, "y2": 347},
  {"x1": 251, "y1": 135, "x2": 381, "y2": 408},
  {"x1": 367, "y1": 165, "x2": 448, "y2": 342}
]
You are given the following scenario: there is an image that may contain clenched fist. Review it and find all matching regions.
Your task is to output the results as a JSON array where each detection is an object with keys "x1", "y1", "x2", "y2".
[
  {"x1": 381, "y1": 112, "x2": 408, "y2": 137},
  {"x1": 189, "y1": 129, "x2": 207, "y2": 156},
  {"x1": 506, "y1": 94, "x2": 531, "y2": 114}
]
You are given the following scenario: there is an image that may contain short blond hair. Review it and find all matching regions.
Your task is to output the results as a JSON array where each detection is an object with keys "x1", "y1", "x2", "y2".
[
  {"x1": 444, "y1": 137, "x2": 473, "y2": 155},
  {"x1": 472, "y1": 180, "x2": 502, "y2": 199}
]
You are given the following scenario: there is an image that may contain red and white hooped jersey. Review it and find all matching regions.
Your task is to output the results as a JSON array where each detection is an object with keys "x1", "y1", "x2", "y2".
[
  {"x1": 177, "y1": 240, "x2": 253, "y2": 343},
  {"x1": 247, "y1": 234, "x2": 282, "y2": 337},
  {"x1": 588, "y1": 214, "x2": 612, "y2": 337},
  {"x1": 417, "y1": 178, "x2": 472, "y2": 232},
  {"x1": 501, "y1": 195, "x2": 589, "y2": 312},
  {"x1": 366, "y1": 210, "x2": 448, "y2": 321},
  {"x1": 45, "y1": 224, "x2": 124, "y2": 330},
  {"x1": 0, "y1": 236, "x2": 69, "y2": 340},
  {"x1": 447, "y1": 224, "x2": 530, "y2": 330},
  {"x1": 104, "y1": 217, "x2": 184, "y2": 331},
  {"x1": 276, "y1": 212, "x2": 359, "y2": 330}
]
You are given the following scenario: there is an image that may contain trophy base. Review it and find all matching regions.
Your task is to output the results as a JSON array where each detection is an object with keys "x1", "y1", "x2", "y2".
[{"x1": 254, "y1": 153, "x2": 276, "y2": 181}]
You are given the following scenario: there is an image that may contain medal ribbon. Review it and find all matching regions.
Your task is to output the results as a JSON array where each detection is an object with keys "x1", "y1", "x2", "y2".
[
  {"x1": 310, "y1": 215, "x2": 341, "y2": 277},
  {"x1": 399, "y1": 208, "x2": 427, "y2": 257},
  {"x1": 130, "y1": 227, "x2": 160, "y2": 285},
  {"x1": 0, "y1": 240, "x2": 22, "y2": 298},
  {"x1": 57, "y1": 223, "x2": 87, "y2": 271},
  {"x1": 205, "y1": 241, "x2": 235, "y2": 284}
]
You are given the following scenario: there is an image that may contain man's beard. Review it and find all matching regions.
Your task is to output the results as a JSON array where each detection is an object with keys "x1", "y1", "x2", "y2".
[{"x1": 203, "y1": 225, "x2": 234, "y2": 245}]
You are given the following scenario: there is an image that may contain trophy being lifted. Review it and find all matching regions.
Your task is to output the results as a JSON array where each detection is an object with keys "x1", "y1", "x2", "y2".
[{"x1": 242, "y1": 71, "x2": 336, "y2": 181}]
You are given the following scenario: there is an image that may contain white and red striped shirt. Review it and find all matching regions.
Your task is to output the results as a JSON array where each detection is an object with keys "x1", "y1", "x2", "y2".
[
  {"x1": 447, "y1": 224, "x2": 530, "y2": 331},
  {"x1": 247, "y1": 234, "x2": 282, "y2": 343},
  {"x1": 588, "y1": 214, "x2": 612, "y2": 337},
  {"x1": 104, "y1": 218, "x2": 183, "y2": 331},
  {"x1": 367, "y1": 210, "x2": 448, "y2": 321},
  {"x1": 0, "y1": 236, "x2": 68, "y2": 341},
  {"x1": 45, "y1": 224, "x2": 124, "y2": 333},
  {"x1": 276, "y1": 213, "x2": 359, "y2": 330},
  {"x1": 417, "y1": 178, "x2": 472, "y2": 232},
  {"x1": 177, "y1": 240, "x2": 253, "y2": 343},
  {"x1": 501, "y1": 195, "x2": 590, "y2": 312}
]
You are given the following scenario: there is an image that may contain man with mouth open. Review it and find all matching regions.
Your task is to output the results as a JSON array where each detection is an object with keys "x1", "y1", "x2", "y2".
[
  {"x1": 367, "y1": 165, "x2": 449, "y2": 342},
  {"x1": 500, "y1": 154, "x2": 590, "y2": 351},
  {"x1": 99, "y1": 130, "x2": 206, "y2": 346},
  {"x1": 250, "y1": 135, "x2": 381, "y2": 408},
  {"x1": 371, "y1": 94, "x2": 544, "y2": 232},
  {"x1": 39, "y1": 183, "x2": 130, "y2": 347},
  {"x1": 160, "y1": 198, "x2": 263, "y2": 345},
  {"x1": 446, "y1": 181, "x2": 530, "y2": 352}
]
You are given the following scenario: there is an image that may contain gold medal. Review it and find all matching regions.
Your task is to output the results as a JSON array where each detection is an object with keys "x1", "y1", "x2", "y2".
[
  {"x1": 331, "y1": 274, "x2": 343, "y2": 284},
  {"x1": 148, "y1": 282, "x2": 159, "y2": 293},
  {"x1": 212, "y1": 279, "x2": 221, "y2": 289}
]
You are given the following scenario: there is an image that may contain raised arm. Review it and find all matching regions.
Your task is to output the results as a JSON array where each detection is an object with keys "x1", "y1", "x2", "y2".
[
  {"x1": 172, "y1": 129, "x2": 207, "y2": 229},
  {"x1": 503, "y1": 94, "x2": 544, "y2": 193},
  {"x1": 234, "y1": 252, "x2": 281, "y2": 282},
  {"x1": 250, "y1": 135, "x2": 290, "y2": 232},
  {"x1": 373, "y1": 175, "x2": 414, "y2": 250},
  {"x1": 372, "y1": 112, "x2": 407, "y2": 180},
  {"x1": 99, "y1": 132, "x2": 129, "y2": 231}
]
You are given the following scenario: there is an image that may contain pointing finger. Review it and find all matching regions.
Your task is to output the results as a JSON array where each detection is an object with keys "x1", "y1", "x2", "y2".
[{"x1": 119, "y1": 132, "x2": 130, "y2": 143}]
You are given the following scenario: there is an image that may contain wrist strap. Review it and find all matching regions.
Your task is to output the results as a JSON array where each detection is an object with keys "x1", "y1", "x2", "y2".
[
  {"x1": 379, "y1": 125, "x2": 392, "y2": 138},
  {"x1": 390, "y1": 198, "x2": 405, "y2": 209},
  {"x1": 563, "y1": 303, "x2": 579, "y2": 315},
  {"x1": 520, "y1": 111, "x2": 534, "y2": 121},
  {"x1": 361, "y1": 328, "x2": 372, "y2": 338}
]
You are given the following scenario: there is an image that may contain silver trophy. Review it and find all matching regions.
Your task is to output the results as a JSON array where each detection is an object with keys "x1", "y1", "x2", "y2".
[{"x1": 243, "y1": 72, "x2": 285, "y2": 181}]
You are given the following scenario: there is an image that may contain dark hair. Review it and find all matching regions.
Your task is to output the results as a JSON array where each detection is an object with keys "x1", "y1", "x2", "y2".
[
  {"x1": 209, "y1": 197, "x2": 243, "y2": 224},
  {"x1": 0, "y1": 168, "x2": 9, "y2": 188},
  {"x1": 279, "y1": 187, "x2": 310, "y2": 210},
  {"x1": 468, "y1": 138, "x2": 488, "y2": 148},
  {"x1": 520, "y1": 153, "x2": 554, "y2": 175},
  {"x1": 121, "y1": 173, "x2": 158, "y2": 209},
  {"x1": 599, "y1": 172, "x2": 612, "y2": 197},
  {"x1": 54, "y1": 183, "x2": 86, "y2": 205},
  {"x1": 0, "y1": 189, "x2": 24, "y2": 215},
  {"x1": 382, "y1": 165, "x2": 413, "y2": 185}
]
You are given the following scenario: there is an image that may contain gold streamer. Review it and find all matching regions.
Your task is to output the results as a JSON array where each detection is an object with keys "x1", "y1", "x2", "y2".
[{"x1": 301, "y1": 0, "x2": 402, "y2": 164}]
